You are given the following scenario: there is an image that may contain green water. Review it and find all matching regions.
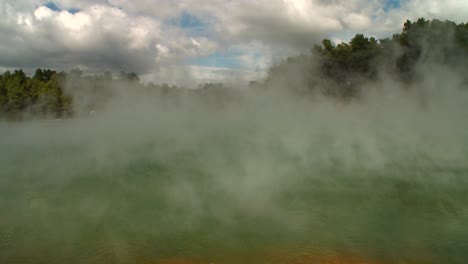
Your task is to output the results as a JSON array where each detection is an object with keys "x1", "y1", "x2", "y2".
[{"x1": 1, "y1": 105, "x2": 468, "y2": 263}]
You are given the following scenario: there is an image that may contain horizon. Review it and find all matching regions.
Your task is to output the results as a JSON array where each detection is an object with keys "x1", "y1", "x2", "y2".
[{"x1": 2, "y1": 0, "x2": 468, "y2": 86}]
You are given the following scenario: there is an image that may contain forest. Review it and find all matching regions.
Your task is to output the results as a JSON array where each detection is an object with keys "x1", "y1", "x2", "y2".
[{"x1": 1, "y1": 18, "x2": 467, "y2": 120}]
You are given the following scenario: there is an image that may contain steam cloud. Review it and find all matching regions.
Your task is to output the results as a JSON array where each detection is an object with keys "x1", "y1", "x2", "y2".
[{"x1": 1, "y1": 22, "x2": 468, "y2": 264}]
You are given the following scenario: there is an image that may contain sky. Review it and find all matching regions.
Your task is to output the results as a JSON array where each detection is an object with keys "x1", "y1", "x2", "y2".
[{"x1": 1, "y1": 0, "x2": 468, "y2": 85}]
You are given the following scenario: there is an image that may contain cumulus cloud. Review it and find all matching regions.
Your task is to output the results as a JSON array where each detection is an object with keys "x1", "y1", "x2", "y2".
[
  {"x1": 206, "y1": 0, "x2": 342, "y2": 48},
  {"x1": 1, "y1": 0, "x2": 468, "y2": 82},
  {"x1": 0, "y1": 1, "x2": 217, "y2": 75},
  {"x1": 359, "y1": 0, "x2": 468, "y2": 38},
  {"x1": 343, "y1": 13, "x2": 372, "y2": 31}
]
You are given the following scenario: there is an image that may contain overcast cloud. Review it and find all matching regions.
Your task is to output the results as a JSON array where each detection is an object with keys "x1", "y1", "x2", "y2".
[{"x1": 1, "y1": 0, "x2": 468, "y2": 84}]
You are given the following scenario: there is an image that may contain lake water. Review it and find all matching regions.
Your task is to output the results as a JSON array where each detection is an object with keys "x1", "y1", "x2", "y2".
[{"x1": 1, "y1": 105, "x2": 468, "y2": 264}]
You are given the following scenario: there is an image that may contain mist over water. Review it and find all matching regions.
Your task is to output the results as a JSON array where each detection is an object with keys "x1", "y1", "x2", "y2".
[{"x1": 1, "y1": 63, "x2": 468, "y2": 264}]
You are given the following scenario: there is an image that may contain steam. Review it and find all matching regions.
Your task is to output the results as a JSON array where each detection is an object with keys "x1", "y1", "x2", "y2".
[{"x1": 1, "y1": 39, "x2": 468, "y2": 263}]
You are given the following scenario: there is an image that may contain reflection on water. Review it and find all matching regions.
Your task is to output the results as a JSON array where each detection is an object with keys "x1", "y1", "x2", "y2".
[{"x1": 1, "y1": 116, "x2": 468, "y2": 264}]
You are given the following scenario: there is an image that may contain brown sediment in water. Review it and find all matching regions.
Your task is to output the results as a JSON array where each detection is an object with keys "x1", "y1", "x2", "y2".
[
  {"x1": 156, "y1": 257, "x2": 204, "y2": 264},
  {"x1": 141, "y1": 255, "x2": 430, "y2": 264},
  {"x1": 135, "y1": 247, "x2": 434, "y2": 264},
  {"x1": 264, "y1": 251, "x2": 379, "y2": 264},
  {"x1": 141, "y1": 254, "x2": 380, "y2": 264},
  {"x1": 269, "y1": 251, "x2": 434, "y2": 264},
  {"x1": 131, "y1": 256, "x2": 205, "y2": 264}
]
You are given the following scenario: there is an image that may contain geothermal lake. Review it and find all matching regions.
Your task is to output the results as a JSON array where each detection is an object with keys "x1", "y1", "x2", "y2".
[{"x1": 1, "y1": 101, "x2": 468, "y2": 264}]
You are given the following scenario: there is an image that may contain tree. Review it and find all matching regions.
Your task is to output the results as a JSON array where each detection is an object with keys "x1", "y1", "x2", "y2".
[
  {"x1": 119, "y1": 71, "x2": 140, "y2": 82},
  {"x1": 0, "y1": 73, "x2": 7, "y2": 113},
  {"x1": 5, "y1": 70, "x2": 28, "y2": 113},
  {"x1": 33, "y1": 68, "x2": 45, "y2": 82}
]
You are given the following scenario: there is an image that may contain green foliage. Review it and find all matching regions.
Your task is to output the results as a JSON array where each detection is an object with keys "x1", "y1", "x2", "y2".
[
  {"x1": 310, "y1": 34, "x2": 382, "y2": 97},
  {"x1": 0, "y1": 68, "x2": 73, "y2": 120},
  {"x1": 5, "y1": 70, "x2": 28, "y2": 113},
  {"x1": 0, "y1": 67, "x2": 240, "y2": 120},
  {"x1": 119, "y1": 71, "x2": 140, "y2": 82},
  {"x1": 269, "y1": 17, "x2": 468, "y2": 98}
]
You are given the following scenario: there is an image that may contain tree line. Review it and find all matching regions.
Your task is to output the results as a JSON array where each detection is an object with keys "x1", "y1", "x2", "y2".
[
  {"x1": 0, "y1": 68, "x2": 233, "y2": 120},
  {"x1": 263, "y1": 18, "x2": 468, "y2": 98},
  {"x1": 1, "y1": 18, "x2": 467, "y2": 120}
]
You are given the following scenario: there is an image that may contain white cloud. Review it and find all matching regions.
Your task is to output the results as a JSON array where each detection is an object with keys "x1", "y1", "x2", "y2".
[
  {"x1": 34, "y1": 6, "x2": 54, "y2": 20},
  {"x1": 343, "y1": 13, "x2": 372, "y2": 31},
  {"x1": 361, "y1": 0, "x2": 468, "y2": 38},
  {"x1": 1, "y1": 0, "x2": 468, "y2": 83},
  {"x1": 402, "y1": 0, "x2": 468, "y2": 22},
  {"x1": 0, "y1": 2, "x2": 219, "y2": 74}
]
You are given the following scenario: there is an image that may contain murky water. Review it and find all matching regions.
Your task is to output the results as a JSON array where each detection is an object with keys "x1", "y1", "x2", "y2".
[{"x1": 1, "y1": 104, "x2": 468, "y2": 263}]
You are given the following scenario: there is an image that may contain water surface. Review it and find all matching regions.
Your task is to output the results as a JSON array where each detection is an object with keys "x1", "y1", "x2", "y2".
[{"x1": 1, "y1": 106, "x2": 468, "y2": 263}]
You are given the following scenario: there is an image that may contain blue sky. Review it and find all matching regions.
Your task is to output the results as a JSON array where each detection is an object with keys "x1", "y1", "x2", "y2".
[
  {"x1": 45, "y1": 1, "x2": 80, "y2": 14},
  {"x1": 383, "y1": 0, "x2": 401, "y2": 12},
  {"x1": 171, "y1": 11, "x2": 243, "y2": 70},
  {"x1": 171, "y1": 11, "x2": 210, "y2": 38},
  {"x1": 189, "y1": 51, "x2": 243, "y2": 69}
]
